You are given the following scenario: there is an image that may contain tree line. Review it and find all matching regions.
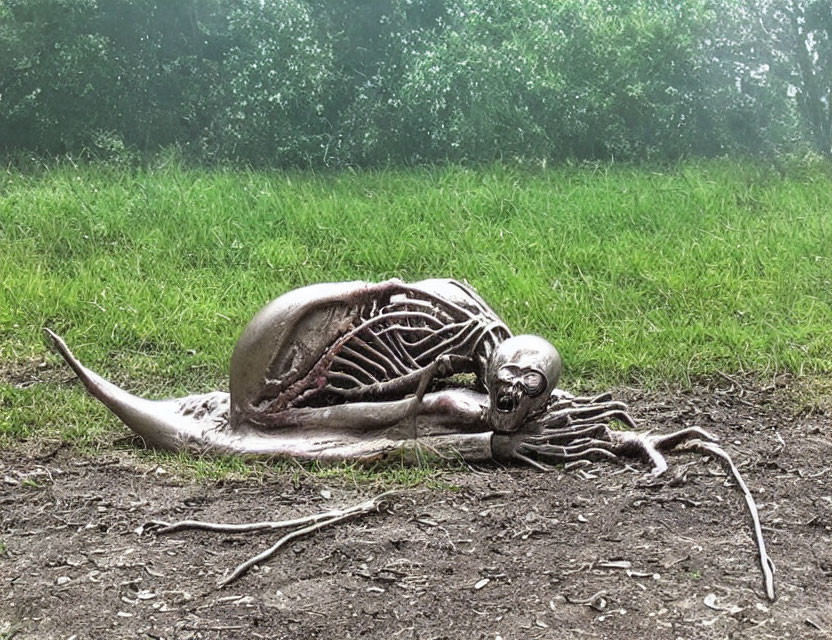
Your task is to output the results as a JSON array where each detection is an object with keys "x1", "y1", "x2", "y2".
[{"x1": 1, "y1": 0, "x2": 829, "y2": 166}]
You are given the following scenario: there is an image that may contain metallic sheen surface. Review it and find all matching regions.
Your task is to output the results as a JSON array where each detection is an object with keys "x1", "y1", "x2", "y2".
[{"x1": 43, "y1": 279, "x2": 705, "y2": 467}]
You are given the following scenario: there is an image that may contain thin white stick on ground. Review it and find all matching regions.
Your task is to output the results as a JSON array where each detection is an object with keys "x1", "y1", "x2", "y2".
[
  {"x1": 149, "y1": 492, "x2": 396, "y2": 588},
  {"x1": 149, "y1": 507, "x2": 356, "y2": 534}
]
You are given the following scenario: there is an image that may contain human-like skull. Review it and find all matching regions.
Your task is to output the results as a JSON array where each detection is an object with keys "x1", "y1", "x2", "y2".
[{"x1": 485, "y1": 335, "x2": 561, "y2": 433}]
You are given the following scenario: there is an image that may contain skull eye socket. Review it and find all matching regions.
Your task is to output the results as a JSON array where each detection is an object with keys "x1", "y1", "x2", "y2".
[{"x1": 522, "y1": 372, "x2": 546, "y2": 397}]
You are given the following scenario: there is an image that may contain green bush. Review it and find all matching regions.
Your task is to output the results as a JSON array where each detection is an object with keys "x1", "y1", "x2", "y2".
[
  {"x1": 0, "y1": 0, "x2": 827, "y2": 165},
  {"x1": 205, "y1": 0, "x2": 336, "y2": 165}
]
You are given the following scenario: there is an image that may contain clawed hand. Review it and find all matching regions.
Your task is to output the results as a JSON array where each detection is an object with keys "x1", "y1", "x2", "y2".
[{"x1": 492, "y1": 393, "x2": 718, "y2": 476}]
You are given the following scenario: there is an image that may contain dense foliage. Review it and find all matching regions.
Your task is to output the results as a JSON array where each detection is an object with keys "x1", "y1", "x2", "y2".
[{"x1": 1, "y1": 0, "x2": 829, "y2": 165}]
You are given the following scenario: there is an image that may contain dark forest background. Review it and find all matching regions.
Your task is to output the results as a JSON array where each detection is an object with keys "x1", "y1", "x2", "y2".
[{"x1": 1, "y1": 0, "x2": 830, "y2": 166}]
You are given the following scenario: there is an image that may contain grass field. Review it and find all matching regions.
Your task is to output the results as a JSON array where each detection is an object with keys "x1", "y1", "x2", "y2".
[{"x1": 1, "y1": 158, "x2": 831, "y2": 457}]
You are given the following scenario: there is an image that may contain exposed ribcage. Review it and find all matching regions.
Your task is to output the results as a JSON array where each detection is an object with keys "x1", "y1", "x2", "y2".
[{"x1": 324, "y1": 288, "x2": 509, "y2": 398}]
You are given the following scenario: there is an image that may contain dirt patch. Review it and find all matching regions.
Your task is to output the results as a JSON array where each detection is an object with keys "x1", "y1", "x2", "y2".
[
  {"x1": 0, "y1": 356, "x2": 64, "y2": 391},
  {"x1": 2, "y1": 379, "x2": 831, "y2": 639}
]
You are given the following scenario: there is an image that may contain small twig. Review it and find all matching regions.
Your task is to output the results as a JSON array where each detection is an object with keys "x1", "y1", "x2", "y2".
[
  {"x1": 561, "y1": 562, "x2": 592, "y2": 576},
  {"x1": 662, "y1": 555, "x2": 690, "y2": 569},
  {"x1": 149, "y1": 507, "x2": 355, "y2": 534},
  {"x1": 716, "y1": 370, "x2": 746, "y2": 397},
  {"x1": 148, "y1": 492, "x2": 396, "y2": 588},
  {"x1": 632, "y1": 495, "x2": 703, "y2": 508},
  {"x1": 217, "y1": 491, "x2": 396, "y2": 587},
  {"x1": 773, "y1": 431, "x2": 785, "y2": 454},
  {"x1": 478, "y1": 490, "x2": 512, "y2": 501}
]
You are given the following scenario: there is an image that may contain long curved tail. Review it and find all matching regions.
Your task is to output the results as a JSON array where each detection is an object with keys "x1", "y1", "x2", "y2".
[
  {"x1": 44, "y1": 328, "x2": 495, "y2": 462},
  {"x1": 44, "y1": 328, "x2": 231, "y2": 453}
]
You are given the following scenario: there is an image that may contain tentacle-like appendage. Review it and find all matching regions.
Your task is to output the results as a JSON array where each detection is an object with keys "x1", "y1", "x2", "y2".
[
  {"x1": 649, "y1": 426, "x2": 719, "y2": 450},
  {"x1": 681, "y1": 440, "x2": 776, "y2": 601},
  {"x1": 533, "y1": 401, "x2": 634, "y2": 429},
  {"x1": 523, "y1": 437, "x2": 617, "y2": 456},
  {"x1": 526, "y1": 423, "x2": 612, "y2": 444},
  {"x1": 570, "y1": 392, "x2": 614, "y2": 404},
  {"x1": 512, "y1": 451, "x2": 552, "y2": 472},
  {"x1": 570, "y1": 408, "x2": 638, "y2": 430},
  {"x1": 519, "y1": 442, "x2": 620, "y2": 463},
  {"x1": 608, "y1": 431, "x2": 669, "y2": 475}
]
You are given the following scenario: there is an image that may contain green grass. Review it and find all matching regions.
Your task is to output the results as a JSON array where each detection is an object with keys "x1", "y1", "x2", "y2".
[
  {"x1": 2, "y1": 158, "x2": 831, "y2": 463},
  {"x1": 122, "y1": 447, "x2": 452, "y2": 486}
]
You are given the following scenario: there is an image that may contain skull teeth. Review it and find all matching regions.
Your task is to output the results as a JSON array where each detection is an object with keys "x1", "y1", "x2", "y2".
[{"x1": 496, "y1": 393, "x2": 518, "y2": 413}]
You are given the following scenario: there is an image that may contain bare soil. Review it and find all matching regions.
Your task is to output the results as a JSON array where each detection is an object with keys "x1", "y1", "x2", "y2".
[{"x1": 2, "y1": 378, "x2": 831, "y2": 639}]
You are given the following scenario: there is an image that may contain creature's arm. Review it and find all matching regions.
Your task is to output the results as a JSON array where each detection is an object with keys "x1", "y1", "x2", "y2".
[
  {"x1": 227, "y1": 387, "x2": 492, "y2": 462},
  {"x1": 249, "y1": 387, "x2": 486, "y2": 434}
]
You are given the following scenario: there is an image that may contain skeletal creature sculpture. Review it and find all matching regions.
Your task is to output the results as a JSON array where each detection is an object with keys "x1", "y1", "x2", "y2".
[{"x1": 45, "y1": 278, "x2": 775, "y2": 598}]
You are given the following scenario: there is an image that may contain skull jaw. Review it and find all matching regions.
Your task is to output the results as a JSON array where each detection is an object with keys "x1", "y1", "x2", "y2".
[{"x1": 487, "y1": 388, "x2": 530, "y2": 433}]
